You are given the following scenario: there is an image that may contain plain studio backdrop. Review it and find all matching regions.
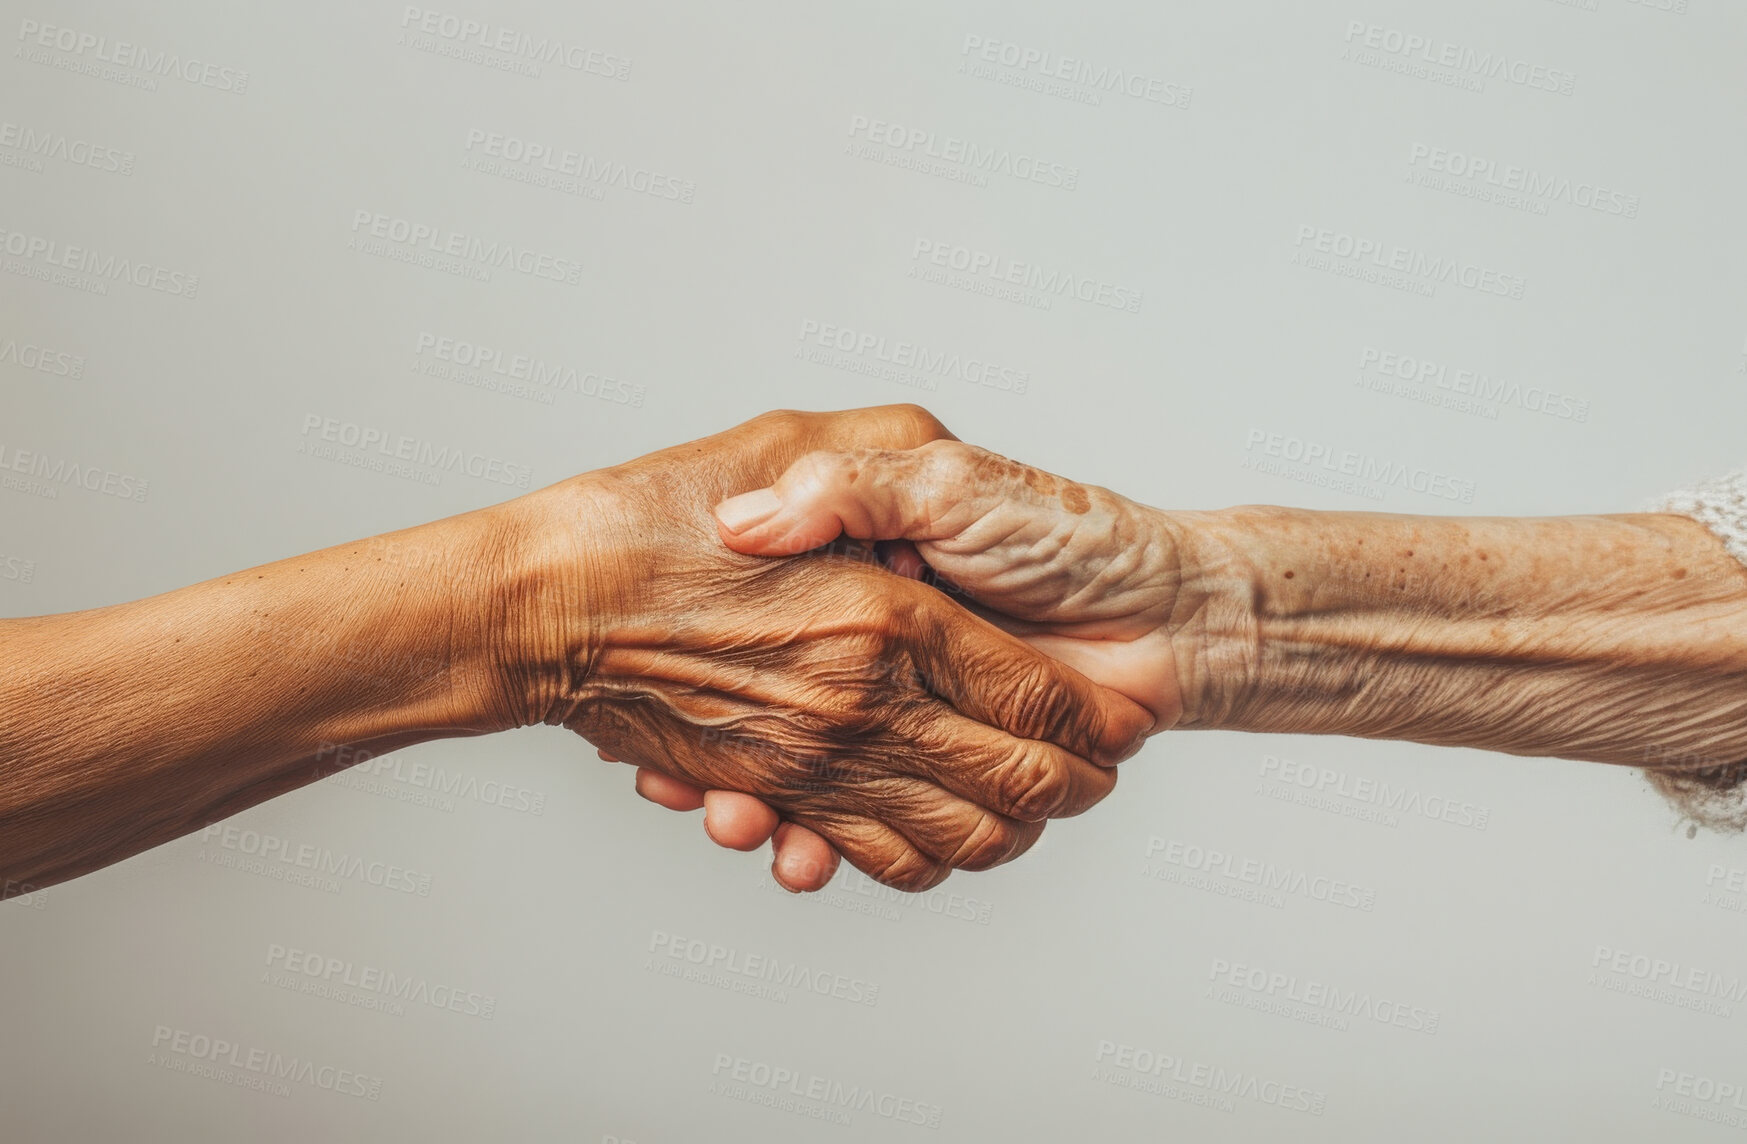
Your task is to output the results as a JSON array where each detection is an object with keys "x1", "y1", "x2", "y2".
[{"x1": 4, "y1": 1, "x2": 1745, "y2": 1140}]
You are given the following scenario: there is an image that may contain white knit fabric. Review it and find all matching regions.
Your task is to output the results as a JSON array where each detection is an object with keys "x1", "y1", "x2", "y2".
[{"x1": 1659, "y1": 470, "x2": 1747, "y2": 568}]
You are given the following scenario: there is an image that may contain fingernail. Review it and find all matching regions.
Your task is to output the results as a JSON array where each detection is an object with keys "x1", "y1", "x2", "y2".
[{"x1": 715, "y1": 488, "x2": 782, "y2": 533}]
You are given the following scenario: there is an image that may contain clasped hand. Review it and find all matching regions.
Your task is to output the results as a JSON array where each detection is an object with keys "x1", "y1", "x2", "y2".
[{"x1": 532, "y1": 405, "x2": 1184, "y2": 892}]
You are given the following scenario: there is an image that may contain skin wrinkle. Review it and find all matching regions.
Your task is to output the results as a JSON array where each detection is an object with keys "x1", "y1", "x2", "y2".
[
  {"x1": 1195, "y1": 509, "x2": 1747, "y2": 776},
  {"x1": 828, "y1": 787, "x2": 1000, "y2": 879},
  {"x1": 642, "y1": 437, "x2": 1747, "y2": 876},
  {"x1": 937, "y1": 507, "x2": 1025, "y2": 563},
  {"x1": 1058, "y1": 524, "x2": 1163, "y2": 618},
  {"x1": 866, "y1": 466, "x2": 1747, "y2": 823},
  {"x1": 3, "y1": 406, "x2": 1152, "y2": 894},
  {"x1": 1397, "y1": 667, "x2": 1675, "y2": 762},
  {"x1": 572, "y1": 526, "x2": 1120, "y2": 878},
  {"x1": 604, "y1": 627, "x2": 904, "y2": 714},
  {"x1": 947, "y1": 811, "x2": 1005, "y2": 868}
]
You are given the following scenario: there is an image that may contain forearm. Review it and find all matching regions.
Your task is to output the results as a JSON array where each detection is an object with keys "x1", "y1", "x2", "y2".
[
  {"x1": 1166, "y1": 507, "x2": 1747, "y2": 767},
  {"x1": 0, "y1": 494, "x2": 564, "y2": 891}
]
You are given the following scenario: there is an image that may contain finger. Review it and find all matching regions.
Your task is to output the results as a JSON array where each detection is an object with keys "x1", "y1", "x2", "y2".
[
  {"x1": 1019, "y1": 630, "x2": 1181, "y2": 729},
  {"x1": 791, "y1": 813, "x2": 951, "y2": 893},
  {"x1": 715, "y1": 443, "x2": 972, "y2": 555},
  {"x1": 907, "y1": 708, "x2": 1119, "y2": 822},
  {"x1": 771, "y1": 822, "x2": 839, "y2": 892},
  {"x1": 634, "y1": 767, "x2": 707, "y2": 811},
  {"x1": 812, "y1": 404, "x2": 959, "y2": 451},
  {"x1": 911, "y1": 593, "x2": 1154, "y2": 766},
  {"x1": 703, "y1": 790, "x2": 781, "y2": 851},
  {"x1": 895, "y1": 789, "x2": 1045, "y2": 872},
  {"x1": 793, "y1": 774, "x2": 1045, "y2": 874},
  {"x1": 874, "y1": 539, "x2": 930, "y2": 581},
  {"x1": 939, "y1": 590, "x2": 1177, "y2": 698}
]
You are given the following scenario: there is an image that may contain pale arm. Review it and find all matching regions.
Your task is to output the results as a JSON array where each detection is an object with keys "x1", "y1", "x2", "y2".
[
  {"x1": 1177, "y1": 507, "x2": 1747, "y2": 773},
  {"x1": 701, "y1": 442, "x2": 1747, "y2": 838}
]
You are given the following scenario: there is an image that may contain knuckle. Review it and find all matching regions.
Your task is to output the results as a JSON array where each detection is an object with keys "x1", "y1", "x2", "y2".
[
  {"x1": 755, "y1": 407, "x2": 806, "y2": 426},
  {"x1": 870, "y1": 846, "x2": 948, "y2": 893},
  {"x1": 750, "y1": 408, "x2": 809, "y2": 439},
  {"x1": 1001, "y1": 744, "x2": 1070, "y2": 821},
  {"x1": 1004, "y1": 663, "x2": 1074, "y2": 745},
  {"x1": 1054, "y1": 763, "x2": 1117, "y2": 819},
  {"x1": 884, "y1": 403, "x2": 951, "y2": 446},
  {"x1": 1076, "y1": 701, "x2": 1112, "y2": 763},
  {"x1": 915, "y1": 438, "x2": 978, "y2": 481},
  {"x1": 949, "y1": 810, "x2": 1021, "y2": 871},
  {"x1": 866, "y1": 586, "x2": 922, "y2": 640},
  {"x1": 787, "y1": 449, "x2": 858, "y2": 496}
]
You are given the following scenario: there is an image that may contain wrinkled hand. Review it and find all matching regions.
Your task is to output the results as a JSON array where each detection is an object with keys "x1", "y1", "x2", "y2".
[
  {"x1": 632, "y1": 439, "x2": 1196, "y2": 888},
  {"x1": 521, "y1": 410, "x2": 1153, "y2": 892}
]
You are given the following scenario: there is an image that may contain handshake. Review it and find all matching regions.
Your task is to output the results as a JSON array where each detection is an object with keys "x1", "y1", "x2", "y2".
[
  {"x1": 12, "y1": 401, "x2": 1732, "y2": 896},
  {"x1": 514, "y1": 404, "x2": 1198, "y2": 893}
]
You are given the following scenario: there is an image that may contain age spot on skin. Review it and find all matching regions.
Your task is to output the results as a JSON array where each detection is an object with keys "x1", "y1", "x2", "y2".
[
  {"x1": 1021, "y1": 465, "x2": 1061, "y2": 498},
  {"x1": 972, "y1": 450, "x2": 1062, "y2": 502},
  {"x1": 1061, "y1": 485, "x2": 1091, "y2": 514}
]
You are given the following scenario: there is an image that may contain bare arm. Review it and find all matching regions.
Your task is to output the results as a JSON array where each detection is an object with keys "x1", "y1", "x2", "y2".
[
  {"x1": 710, "y1": 441, "x2": 1747, "y2": 787},
  {"x1": 0, "y1": 409, "x2": 1150, "y2": 897},
  {"x1": 0, "y1": 501, "x2": 539, "y2": 892},
  {"x1": 1175, "y1": 507, "x2": 1747, "y2": 771}
]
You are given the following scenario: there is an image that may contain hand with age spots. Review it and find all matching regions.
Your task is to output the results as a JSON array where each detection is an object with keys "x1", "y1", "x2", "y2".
[
  {"x1": 549, "y1": 417, "x2": 1156, "y2": 894},
  {"x1": 14, "y1": 405, "x2": 1745, "y2": 899},
  {"x1": 637, "y1": 437, "x2": 1747, "y2": 876},
  {"x1": 631, "y1": 439, "x2": 1199, "y2": 890}
]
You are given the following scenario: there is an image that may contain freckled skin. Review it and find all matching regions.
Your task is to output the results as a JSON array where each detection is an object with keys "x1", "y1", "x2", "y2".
[
  {"x1": 699, "y1": 440, "x2": 1747, "y2": 844},
  {"x1": 1021, "y1": 465, "x2": 1058, "y2": 498},
  {"x1": 1190, "y1": 506, "x2": 1747, "y2": 798},
  {"x1": 714, "y1": 440, "x2": 1192, "y2": 729}
]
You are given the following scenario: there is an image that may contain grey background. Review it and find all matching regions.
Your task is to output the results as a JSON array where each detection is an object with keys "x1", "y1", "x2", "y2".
[{"x1": 4, "y1": 0, "x2": 1745, "y2": 1140}]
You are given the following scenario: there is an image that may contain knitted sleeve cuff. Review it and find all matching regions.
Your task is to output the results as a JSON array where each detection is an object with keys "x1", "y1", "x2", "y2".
[{"x1": 1657, "y1": 470, "x2": 1747, "y2": 568}]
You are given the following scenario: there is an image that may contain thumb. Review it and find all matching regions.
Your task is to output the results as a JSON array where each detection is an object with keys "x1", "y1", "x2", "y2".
[{"x1": 715, "y1": 442, "x2": 977, "y2": 557}]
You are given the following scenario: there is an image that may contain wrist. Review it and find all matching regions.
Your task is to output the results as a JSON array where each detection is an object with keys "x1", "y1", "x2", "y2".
[
  {"x1": 1144, "y1": 506, "x2": 1263, "y2": 730},
  {"x1": 477, "y1": 473, "x2": 626, "y2": 731},
  {"x1": 1161, "y1": 503, "x2": 1428, "y2": 737}
]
